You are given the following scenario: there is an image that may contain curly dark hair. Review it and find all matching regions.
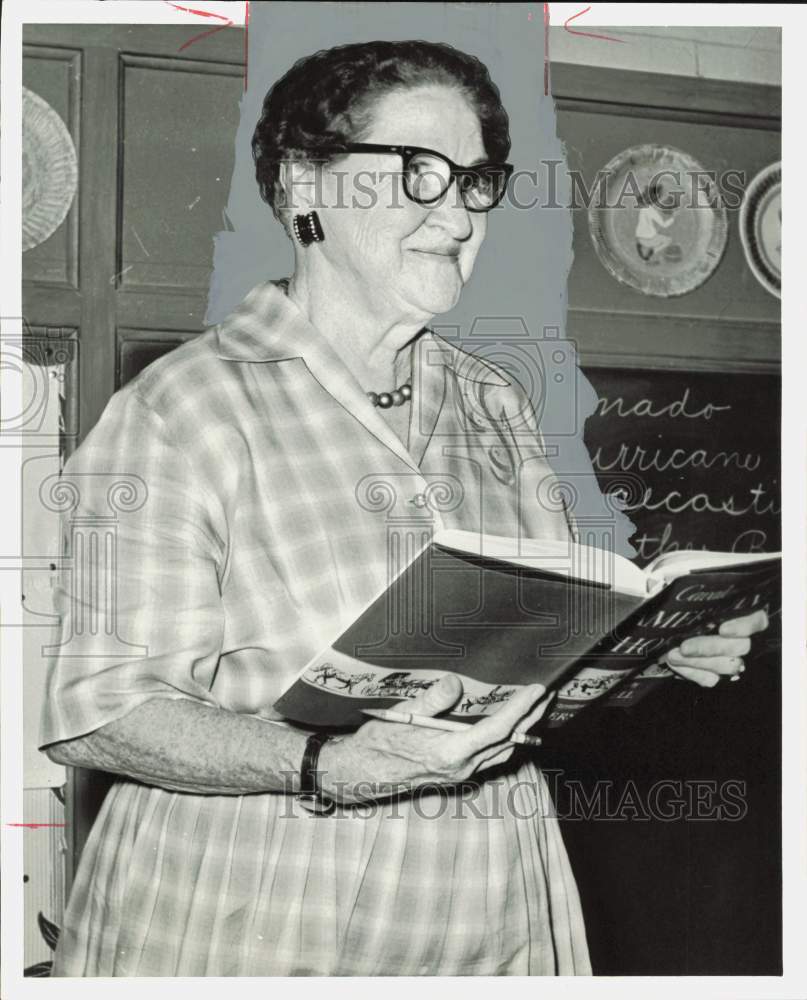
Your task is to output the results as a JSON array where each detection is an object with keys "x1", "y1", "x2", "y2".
[{"x1": 252, "y1": 39, "x2": 511, "y2": 224}]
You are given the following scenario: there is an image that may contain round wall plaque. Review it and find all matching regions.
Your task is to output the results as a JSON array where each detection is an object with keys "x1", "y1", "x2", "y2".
[
  {"x1": 22, "y1": 87, "x2": 78, "y2": 252},
  {"x1": 739, "y1": 162, "x2": 780, "y2": 299},
  {"x1": 588, "y1": 144, "x2": 728, "y2": 298}
]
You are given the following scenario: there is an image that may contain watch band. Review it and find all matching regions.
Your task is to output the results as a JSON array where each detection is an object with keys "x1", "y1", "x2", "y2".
[{"x1": 297, "y1": 731, "x2": 336, "y2": 815}]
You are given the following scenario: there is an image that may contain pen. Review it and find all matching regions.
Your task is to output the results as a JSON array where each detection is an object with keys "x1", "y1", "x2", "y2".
[{"x1": 361, "y1": 708, "x2": 542, "y2": 747}]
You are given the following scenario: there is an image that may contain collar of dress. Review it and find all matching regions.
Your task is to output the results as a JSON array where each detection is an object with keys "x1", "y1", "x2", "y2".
[{"x1": 213, "y1": 279, "x2": 511, "y2": 472}]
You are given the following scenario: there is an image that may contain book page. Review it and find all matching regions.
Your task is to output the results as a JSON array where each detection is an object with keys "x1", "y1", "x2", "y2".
[
  {"x1": 434, "y1": 528, "x2": 650, "y2": 597},
  {"x1": 645, "y1": 548, "x2": 781, "y2": 582}
]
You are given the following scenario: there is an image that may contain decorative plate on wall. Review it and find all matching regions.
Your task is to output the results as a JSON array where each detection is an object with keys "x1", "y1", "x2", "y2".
[
  {"x1": 739, "y1": 162, "x2": 780, "y2": 299},
  {"x1": 587, "y1": 144, "x2": 728, "y2": 298},
  {"x1": 22, "y1": 87, "x2": 78, "y2": 252}
]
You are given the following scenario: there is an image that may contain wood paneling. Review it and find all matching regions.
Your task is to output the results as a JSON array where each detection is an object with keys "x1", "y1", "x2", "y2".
[
  {"x1": 119, "y1": 55, "x2": 242, "y2": 293},
  {"x1": 117, "y1": 289, "x2": 209, "y2": 331},
  {"x1": 22, "y1": 25, "x2": 246, "y2": 449},
  {"x1": 18, "y1": 286, "x2": 81, "y2": 329},
  {"x1": 550, "y1": 61, "x2": 781, "y2": 119},
  {"x1": 75, "y1": 47, "x2": 120, "y2": 447},
  {"x1": 22, "y1": 24, "x2": 245, "y2": 65},
  {"x1": 571, "y1": 310, "x2": 780, "y2": 372},
  {"x1": 116, "y1": 328, "x2": 198, "y2": 388}
]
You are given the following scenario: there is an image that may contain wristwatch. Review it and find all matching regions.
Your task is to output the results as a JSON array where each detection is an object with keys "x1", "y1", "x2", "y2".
[{"x1": 297, "y1": 731, "x2": 337, "y2": 815}]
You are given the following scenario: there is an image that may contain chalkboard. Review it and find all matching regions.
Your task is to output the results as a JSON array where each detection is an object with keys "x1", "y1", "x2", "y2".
[
  {"x1": 581, "y1": 367, "x2": 781, "y2": 566},
  {"x1": 552, "y1": 364, "x2": 783, "y2": 975}
]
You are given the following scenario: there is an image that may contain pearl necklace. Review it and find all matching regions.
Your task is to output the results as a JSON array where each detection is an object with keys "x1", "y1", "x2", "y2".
[{"x1": 367, "y1": 383, "x2": 412, "y2": 409}]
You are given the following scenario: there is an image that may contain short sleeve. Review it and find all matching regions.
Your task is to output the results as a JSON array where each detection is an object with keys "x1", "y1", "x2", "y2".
[{"x1": 38, "y1": 387, "x2": 228, "y2": 748}]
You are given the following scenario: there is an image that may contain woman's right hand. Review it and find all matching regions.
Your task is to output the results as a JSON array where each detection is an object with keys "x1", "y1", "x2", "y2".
[{"x1": 317, "y1": 675, "x2": 552, "y2": 805}]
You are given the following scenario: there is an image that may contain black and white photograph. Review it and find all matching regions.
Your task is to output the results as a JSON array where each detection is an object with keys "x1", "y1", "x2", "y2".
[{"x1": 1, "y1": 2, "x2": 804, "y2": 994}]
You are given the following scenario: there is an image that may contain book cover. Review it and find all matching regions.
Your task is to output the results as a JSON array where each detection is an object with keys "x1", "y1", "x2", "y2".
[
  {"x1": 273, "y1": 539, "x2": 781, "y2": 731},
  {"x1": 601, "y1": 562, "x2": 782, "y2": 712}
]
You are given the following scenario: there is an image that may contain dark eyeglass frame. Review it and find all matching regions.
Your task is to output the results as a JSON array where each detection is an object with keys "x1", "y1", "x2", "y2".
[{"x1": 329, "y1": 143, "x2": 515, "y2": 212}]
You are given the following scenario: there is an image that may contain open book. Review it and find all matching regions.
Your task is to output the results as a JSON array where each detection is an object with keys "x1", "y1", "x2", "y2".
[{"x1": 273, "y1": 529, "x2": 781, "y2": 731}]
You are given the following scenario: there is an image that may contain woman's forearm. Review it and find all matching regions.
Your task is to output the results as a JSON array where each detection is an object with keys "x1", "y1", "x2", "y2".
[{"x1": 44, "y1": 698, "x2": 309, "y2": 795}]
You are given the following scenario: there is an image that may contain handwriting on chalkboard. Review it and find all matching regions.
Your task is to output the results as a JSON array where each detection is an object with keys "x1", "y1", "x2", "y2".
[
  {"x1": 595, "y1": 387, "x2": 732, "y2": 421},
  {"x1": 583, "y1": 370, "x2": 780, "y2": 566},
  {"x1": 619, "y1": 484, "x2": 779, "y2": 517},
  {"x1": 593, "y1": 444, "x2": 761, "y2": 473},
  {"x1": 629, "y1": 524, "x2": 772, "y2": 562}
]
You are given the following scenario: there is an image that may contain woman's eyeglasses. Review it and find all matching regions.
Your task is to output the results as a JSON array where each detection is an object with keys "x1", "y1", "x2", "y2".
[{"x1": 329, "y1": 143, "x2": 514, "y2": 213}]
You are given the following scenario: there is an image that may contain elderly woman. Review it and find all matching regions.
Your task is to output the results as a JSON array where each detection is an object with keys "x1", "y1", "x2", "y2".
[{"x1": 41, "y1": 40, "x2": 767, "y2": 977}]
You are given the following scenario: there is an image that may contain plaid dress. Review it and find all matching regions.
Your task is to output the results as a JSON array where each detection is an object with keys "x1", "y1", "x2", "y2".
[{"x1": 40, "y1": 280, "x2": 591, "y2": 976}]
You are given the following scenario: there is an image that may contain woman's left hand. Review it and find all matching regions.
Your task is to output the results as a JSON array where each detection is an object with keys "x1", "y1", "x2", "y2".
[{"x1": 665, "y1": 609, "x2": 769, "y2": 687}]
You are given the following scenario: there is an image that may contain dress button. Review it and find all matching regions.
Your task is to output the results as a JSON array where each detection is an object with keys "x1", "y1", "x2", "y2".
[{"x1": 409, "y1": 493, "x2": 428, "y2": 508}]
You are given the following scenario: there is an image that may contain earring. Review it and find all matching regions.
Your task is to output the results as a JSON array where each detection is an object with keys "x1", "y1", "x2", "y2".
[{"x1": 292, "y1": 211, "x2": 324, "y2": 247}]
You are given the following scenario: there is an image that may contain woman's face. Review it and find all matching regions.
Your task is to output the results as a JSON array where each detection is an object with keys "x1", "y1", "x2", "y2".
[{"x1": 314, "y1": 85, "x2": 489, "y2": 321}]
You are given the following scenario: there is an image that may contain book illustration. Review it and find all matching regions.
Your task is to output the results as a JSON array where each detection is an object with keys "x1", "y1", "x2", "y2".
[
  {"x1": 458, "y1": 684, "x2": 517, "y2": 713},
  {"x1": 300, "y1": 650, "x2": 519, "y2": 717},
  {"x1": 308, "y1": 662, "x2": 378, "y2": 694},
  {"x1": 593, "y1": 659, "x2": 676, "y2": 709},
  {"x1": 556, "y1": 665, "x2": 634, "y2": 702}
]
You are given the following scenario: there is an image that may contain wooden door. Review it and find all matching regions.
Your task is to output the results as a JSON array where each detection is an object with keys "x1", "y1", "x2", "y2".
[{"x1": 22, "y1": 22, "x2": 246, "y2": 889}]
